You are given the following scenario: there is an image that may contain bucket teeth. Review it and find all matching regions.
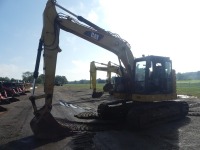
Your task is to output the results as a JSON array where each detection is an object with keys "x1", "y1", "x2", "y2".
[{"x1": 30, "y1": 112, "x2": 72, "y2": 139}]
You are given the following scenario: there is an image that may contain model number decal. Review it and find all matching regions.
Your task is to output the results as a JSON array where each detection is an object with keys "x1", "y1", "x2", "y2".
[
  {"x1": 84, "y1": 31, "x2": 104, "y2": 41},
  {"x1": 91, "y1": 32, "x2": 99, "y2": 40}
]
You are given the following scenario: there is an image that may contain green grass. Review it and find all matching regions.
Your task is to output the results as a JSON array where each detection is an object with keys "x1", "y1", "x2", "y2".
[
  {"x1": 65, "y1": 80, "x2": 200, "y2": 98},
  {"x1": 64, "y1": 83, "x2": 104, "y2": 91},
  {"x1": 176, "y1": 80, "x2": 200, "y2": 84},
  {"x1": 176, "y1": 80, "x2": 200, "y2": 98}
]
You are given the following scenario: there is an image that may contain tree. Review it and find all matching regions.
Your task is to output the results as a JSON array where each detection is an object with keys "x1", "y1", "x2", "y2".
[
  {"x1": 55, "y1": 75, "x2": 68, "y2": 85},
  {"x1": 36, "y1": 74, "x2": 45, "y2": 84},
  {"x1": 10, "y1": 78, "x2": 16, "y2": 82},
  {"x1": 0, "y1": 77, "x2": 10, "y2": 82},
  {"x1": 22, "y1": 71, "x2": 33, "y2": 82},
  {"x1": 197, "y1": 71, "x2": 200, "y2": 80},
  {"x1": 97, "y1": 78, "x2": 106, "y2": 83},
  {"x1": 61, "y1": 76, "x2": 68, "y2": 84},
  {"x1": 176, "y1": 73, "x2": 183, "y2": 80},
  {"x1": 21, "y1": 71, "x2": 68, "y2": 85},
  {"x1": 79, "y1": 79, "x2": 89, "y2": 84}
]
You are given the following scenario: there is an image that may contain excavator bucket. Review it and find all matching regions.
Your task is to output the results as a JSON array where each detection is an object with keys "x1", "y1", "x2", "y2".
[
  {"x1": 92, "y1": 91, "x2": 103, "y2": 98},
  {"x1": 30, "y1": 112, "x2": 72, "y2": 139}
]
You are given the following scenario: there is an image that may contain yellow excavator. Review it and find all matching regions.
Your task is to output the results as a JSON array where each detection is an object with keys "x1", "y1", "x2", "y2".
[
  {"x1": 29, "y1": 0, "x2": 189, "y2": 139},
  {"x1": 90, "y1": 61, "x2": 124, "y2": 98}
]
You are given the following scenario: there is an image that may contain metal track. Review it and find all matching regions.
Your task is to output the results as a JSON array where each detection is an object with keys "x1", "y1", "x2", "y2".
[
  {"x1": 74, "y1": 111, "x2": 98, "y2": 119},
  {"x1": 97, "y1": 100, "x2": 189, "y2": 129},
  {"x1": 69, "y1": 132, "x2": 96, "y2": 150},
  {"x1": 188, "y1": 112, "x2": 200, "y2": 116},
  {"x1": 188, "y1": 102, "x2": 200, "y2": 116},
  {"x1": 61, "y1": 100, "x2": 189, "y2": 131},
  {"x1": 126, "y1": 101, "x2": 189, "y2": 128},
  {"x1": 56, "y1": 118, "x2": 122, "y2": 132}
]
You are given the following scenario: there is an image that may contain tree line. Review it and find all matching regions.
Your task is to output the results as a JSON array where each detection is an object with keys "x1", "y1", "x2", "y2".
[
  {"x1": 176, "y1": 71, "x2": 200, "y2": 80},
  {"x1": 22, "y1": 71, "x2": 68, "y2": 84},
  {"x1": 0, "y1": 77, "x2": 19, "y2": 82},
  {"x1": 69, "y1": 78, "x2": 106, "y2": 84},
  {"x1": 1, "y1": 71, "x2": 199, "y2": 84},
  {"x1": 0, "y1": 71, "x2": 68, "y2": 85}
]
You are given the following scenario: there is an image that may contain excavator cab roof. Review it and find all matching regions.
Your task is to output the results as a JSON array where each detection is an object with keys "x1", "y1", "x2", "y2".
[{"x1": 135, "y1": 55, "x2": 171, "y2": 62}]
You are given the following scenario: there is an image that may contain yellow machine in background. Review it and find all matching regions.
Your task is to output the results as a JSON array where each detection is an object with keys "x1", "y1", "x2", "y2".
[
  {"x1": 29, "y1": 0, "x2": 189, "y2": 139},
  {"x1": 90, "y1": 61, "x2": 124, "y2": 97}
]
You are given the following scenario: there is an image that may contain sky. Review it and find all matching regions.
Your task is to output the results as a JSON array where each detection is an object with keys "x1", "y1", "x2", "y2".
[{"x1": 0, "y1": 0, "x2": 200, "y2": 81}]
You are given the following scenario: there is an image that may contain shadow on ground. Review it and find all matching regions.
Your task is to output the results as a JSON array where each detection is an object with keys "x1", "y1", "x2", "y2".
[{"x1": 0, "y1": 135, "x2": 70, "y2": 150}]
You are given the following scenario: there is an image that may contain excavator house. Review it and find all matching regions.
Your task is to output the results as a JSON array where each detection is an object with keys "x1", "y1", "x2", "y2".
[{"x1": 29, "y1": 0, "x2": 189, "y2": 139}]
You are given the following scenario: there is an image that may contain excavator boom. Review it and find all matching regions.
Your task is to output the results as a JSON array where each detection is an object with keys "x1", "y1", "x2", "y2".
[{"x1": 30, "y1": 0, "x2": 134, "y2": 139}]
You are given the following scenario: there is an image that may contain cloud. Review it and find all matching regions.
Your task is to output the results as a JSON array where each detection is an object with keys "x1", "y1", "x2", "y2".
[
  {"x1": 72, "y1": 60, "x2": 89, "y2": 70},
  {"x1": 17, "y1": 0, "x2": 199, "y2": 82},
  {"x1": 58, "y1": 60, "x2": 90, "y2": 81},
  {"x1": 0, "y1": 64, "x2": 24, "y2": 79},
  {"x1": 87, "y1": 10, "x2": 99, "y2": 23},
  {"x1": 98, "y1": 0, "x2": 200, "y2": 73},
  {"x1": 56, "y1": 59, "x2": 115, "y2": 81}
]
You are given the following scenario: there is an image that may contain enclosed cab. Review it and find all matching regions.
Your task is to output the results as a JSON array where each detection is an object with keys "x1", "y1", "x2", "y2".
[
  {"x1": 113, "y1": 55, "x2": 177, "y2": 101},
  {"x1": 134, "y1": 55, "x2": 173, "y2": 94}
]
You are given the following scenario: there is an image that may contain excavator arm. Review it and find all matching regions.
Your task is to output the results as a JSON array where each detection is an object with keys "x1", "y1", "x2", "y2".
[{"x1": 30, "y1": 0, "x2": 134, "y2": 139}]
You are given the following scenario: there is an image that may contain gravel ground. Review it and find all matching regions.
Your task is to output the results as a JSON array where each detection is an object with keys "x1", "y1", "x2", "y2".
[{"x1": 0, "y1": 86, "x2": 200, "y2": 150}]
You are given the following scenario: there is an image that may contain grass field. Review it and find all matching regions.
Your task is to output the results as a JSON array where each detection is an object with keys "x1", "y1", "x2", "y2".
[
  {"x1": 66, "y1": 80, "x2": 200, "y2": 98},
  {"x1": 66, "y1": 83, "x2": 103, "y2": 90},
  {"x1": 177, "y1": 80, "x2": 200, "y2": 98}
]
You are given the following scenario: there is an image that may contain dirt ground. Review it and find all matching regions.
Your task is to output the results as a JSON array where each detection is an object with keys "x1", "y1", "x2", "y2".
[{"x1": 0, "y1": 85, "x2": 200, "y2": 150}]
